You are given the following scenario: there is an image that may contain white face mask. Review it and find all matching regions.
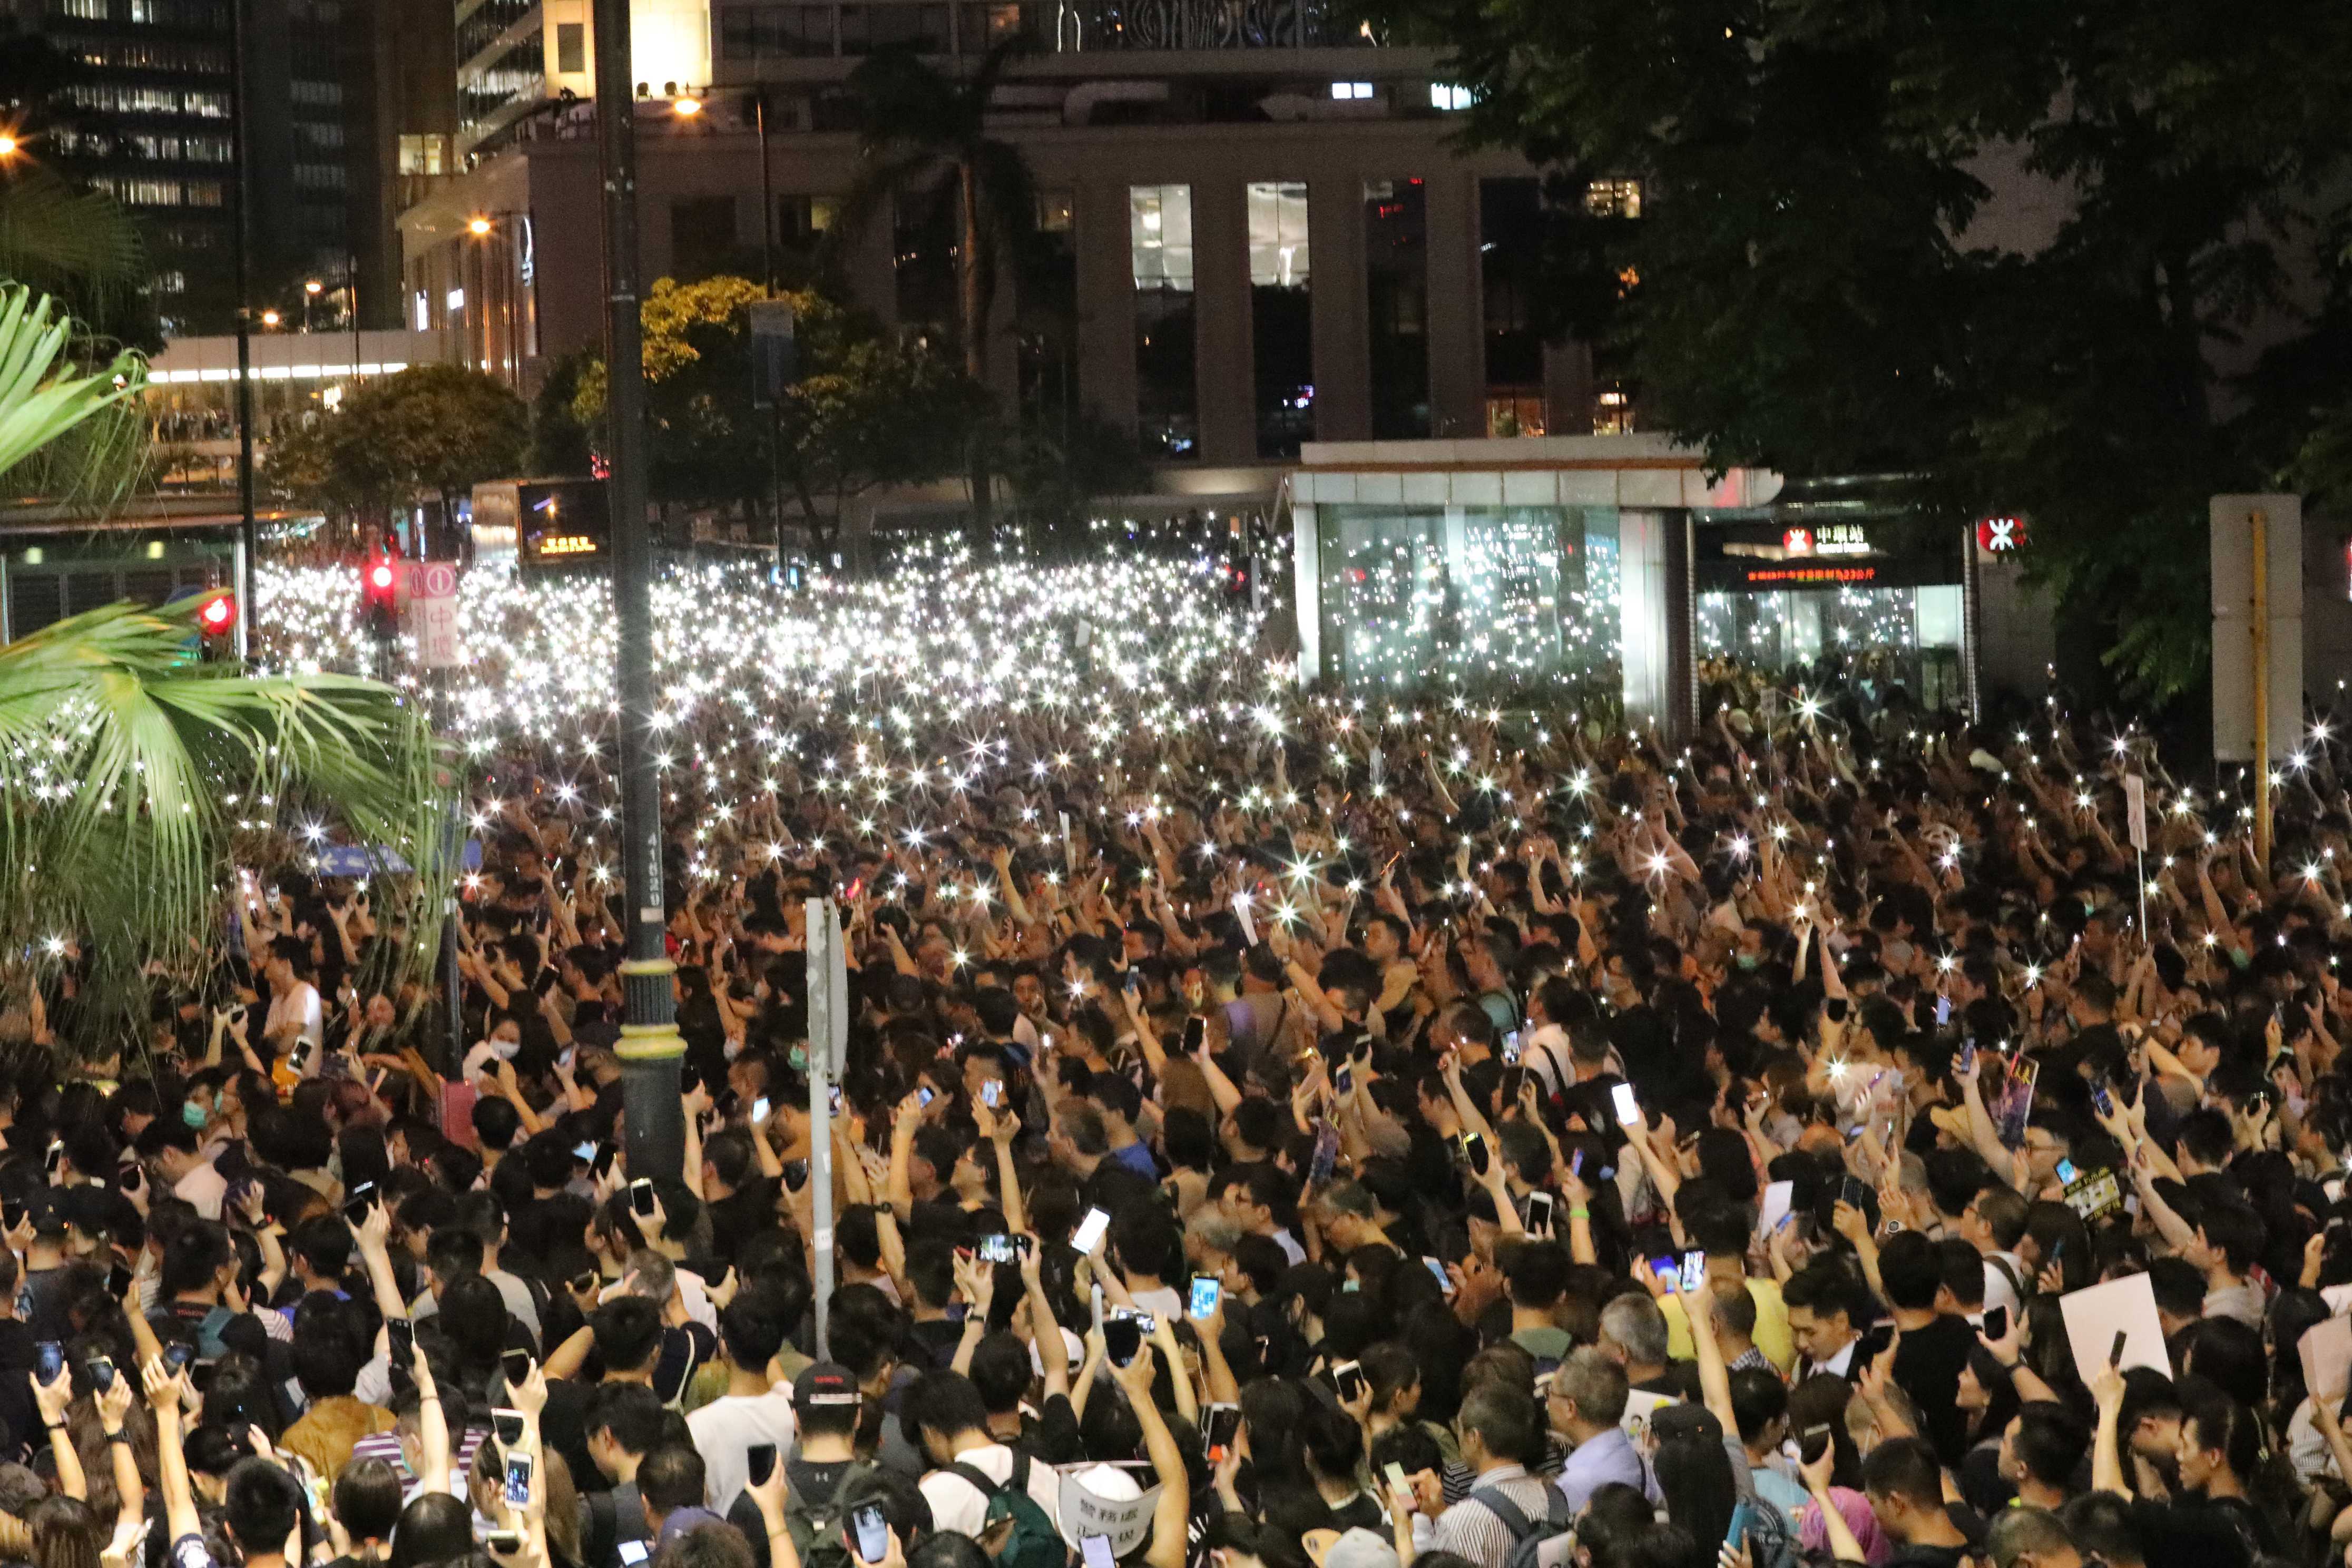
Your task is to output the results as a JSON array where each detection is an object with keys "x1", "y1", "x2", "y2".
[{"x1": 492, "y1": 1035, "x2": 521, "y2": 1060}]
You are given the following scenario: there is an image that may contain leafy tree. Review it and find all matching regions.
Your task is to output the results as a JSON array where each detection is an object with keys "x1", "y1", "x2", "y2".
[
  {"x1": 0, "y1": 285, "x2": 452, "y2": 1053},
  {"x1": 265, "y1": 364, "x2": 530, "y2": 540},
  {"x1": 1363, "y1": 0, "x2": 2352, "y2": 705},
  {"x1": 826, "y1": 42, "x2": 1037, "y2": 381},
  {"x1": 528, "y1": 348, "x2": 597, "y2": 476},
  {"x1": 996, "y1": 409, "x2": 1150, "y2": 560},
  {"x1": 572, "y1": 276, "x2": 986, "y2": 554}
]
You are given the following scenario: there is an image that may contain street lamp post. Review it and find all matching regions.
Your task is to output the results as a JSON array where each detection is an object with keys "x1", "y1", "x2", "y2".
[
  {"x1": 753, "y1": 91, "x2": 774, "y2": 291},
  {"x1": 228, "y1": 0, "x2": 256, "y2": 649},
  {"x1": 593, "y1": 0, "x2": 688, "y2": 1177}
]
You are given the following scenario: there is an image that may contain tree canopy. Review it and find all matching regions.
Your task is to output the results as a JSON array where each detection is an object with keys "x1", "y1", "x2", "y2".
[
  {"x1": 571, "y1": 276, "x2": 987, "y2": 547},
  {"x1": 266, "y1": 364, "x2": 530, "y2": 530},
  {"x1": 1364, "y1": 0, "x2": 2352, "y2": 704}
]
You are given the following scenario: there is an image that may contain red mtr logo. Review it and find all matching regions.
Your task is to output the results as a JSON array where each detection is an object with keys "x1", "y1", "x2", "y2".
[{"x1": 197, "y1": 593, "x2": 237, "y2": 636}]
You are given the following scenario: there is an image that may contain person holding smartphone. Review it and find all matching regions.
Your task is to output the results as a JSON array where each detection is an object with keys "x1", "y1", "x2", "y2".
[{"x1": 684, "y1": 1286, "x2": 801, "y2": 1515}]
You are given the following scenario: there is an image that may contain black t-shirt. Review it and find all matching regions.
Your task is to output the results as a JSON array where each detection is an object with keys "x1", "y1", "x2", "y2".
[
  {"x1": 908, "y1": 1317, "x2": 965, "y2": 1370},
  {"x1": 2128, "y1": 1498, "x2": 2252, "y2": 1568},
  {"x1": 1327, "y1": 1493, "x2": 1388, "y2": 1534},
  {"x1": 1892, "y1": 1314, "x2": 1976, "y2": 1465},
  {"x1": 22, "y1": 1268, "x2": 75, "y2": 1344},
  {"x1": 1011, "y1": 1394, "x2": 1081, "y2": 1465},
  {"x1": 707, "y1": 1179, "x2": 782, "y2": 1263},
  {"x1": 509, "y1": 1191, "x2": 595, "y2": 1272},
  {"x1": 1885, "y1": 1546, "x2": 1969, "y2": 1568}
]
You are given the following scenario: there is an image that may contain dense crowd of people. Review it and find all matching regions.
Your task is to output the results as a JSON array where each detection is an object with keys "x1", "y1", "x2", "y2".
[{"x1": 9, "y1": 555, "x2": 2352, "y2": 1568}]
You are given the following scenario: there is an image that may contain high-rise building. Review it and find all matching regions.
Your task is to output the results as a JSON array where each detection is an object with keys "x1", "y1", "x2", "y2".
[{"x1": 10, "y1": 0, "x2": 444, "y2": 334}]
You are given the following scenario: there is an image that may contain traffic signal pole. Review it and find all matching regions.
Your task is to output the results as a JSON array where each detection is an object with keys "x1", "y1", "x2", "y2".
[{"x1": 593, "y1": 0, "x2": 688, "y2": 1179}]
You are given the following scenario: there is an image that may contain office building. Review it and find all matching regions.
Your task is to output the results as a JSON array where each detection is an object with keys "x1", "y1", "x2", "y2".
[
  {"x1": 400, "y1": 0, "x2": 1639, "y2": 503},
  {"x1": 8, "y1": 0, "x2": 448, "y2": 334}
]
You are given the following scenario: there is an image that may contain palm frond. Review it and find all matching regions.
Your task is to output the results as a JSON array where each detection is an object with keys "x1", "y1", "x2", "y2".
[
  {"x1": 0, "y1": 595, "x2": 455, "y2": 1055},
  {"x1": 0, "y1": 286, "x2": 146, "y2": 491},
  {"x1": 0, "y1": 168, "x2": 149, "y2": 301}
]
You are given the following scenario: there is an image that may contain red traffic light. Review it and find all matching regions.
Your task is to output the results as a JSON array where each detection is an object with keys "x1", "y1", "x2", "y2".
[
  {"x1": 369, "y1": 562, "x2": 395, "y2": 590},
  {"x1": 198, "y1": 593, "x2": 237, "y2": 635}
]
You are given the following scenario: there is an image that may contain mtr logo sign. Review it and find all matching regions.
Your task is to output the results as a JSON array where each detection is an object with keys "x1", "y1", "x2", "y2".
[{"x1": 1977, "y1": 516, "x2": 2026, "y2": 553}]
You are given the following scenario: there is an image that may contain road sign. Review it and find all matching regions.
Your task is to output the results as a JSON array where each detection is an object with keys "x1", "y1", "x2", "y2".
[{"x1": 405, "y1": 561, "x2": 462, "y2": 668}]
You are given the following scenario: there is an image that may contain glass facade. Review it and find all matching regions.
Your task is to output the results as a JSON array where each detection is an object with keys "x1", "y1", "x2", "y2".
[
  {"x1": 1130, "y1": 184, "x2": 1197, "y2": 458},
  {"x1": 1363, "y1": 178, "x2": 1428, "y2": 440},
  {"x1": 1248, "y1": 181, "x2": 1311, "y2": 457},
  {"x1": 1316, "y1": 504, "x2": 1623, "y2": 694},
  {"x1": 1692, "y1": 517, "x2": 1969, "y2": 712}
]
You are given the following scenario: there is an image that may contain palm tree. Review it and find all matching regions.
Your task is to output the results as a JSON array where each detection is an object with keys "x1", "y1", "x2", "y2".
[
  {"x1": 828, "y1": 40, "x2": 1038, "y2": 384},
  {"x1": 0, "y1": 285, "x2": 455, "y2": 1051}
]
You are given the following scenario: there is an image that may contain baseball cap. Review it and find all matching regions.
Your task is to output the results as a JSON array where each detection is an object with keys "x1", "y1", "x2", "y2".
[
  {"x1": 793, "y1": 1362, "x2": 860, "y2": 1412},
  {"x1": 1309, "y1": 1530, "x2": 1399, "y2": 1568}
]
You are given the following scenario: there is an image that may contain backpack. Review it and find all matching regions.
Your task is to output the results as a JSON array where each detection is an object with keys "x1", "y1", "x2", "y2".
[
  {"x1": 782, "y1": 1459, "x2": 876, "y2": 1568},
  {"x1": 1471, "y1": 1484, "x2": 1579, "y2": 1568},
  {"x1": 584, "y1": 1483, "x2": 651, "y2": 1568},
  {"x1": 950, "y1": 1454, "x2": 1066, "y2": 1568}
]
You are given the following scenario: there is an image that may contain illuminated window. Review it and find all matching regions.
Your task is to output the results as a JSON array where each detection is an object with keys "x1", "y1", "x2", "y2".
[
  {"x1": 1330, "y1": 81, "x2": 1371, "y2": 100},
  {"x1": 1430, "y1": 83, "x2": 1473, "y2": 111},
  {"x1": 1583, "y1": 178, "x2": 1642, "y2": 219},
  {"x1": 1130, "y1": 185, "x2": 1196, "y2": 459},
  {"x1": 1129, "y1": 184, "x2": 1191, "y2": 290},
  {"x1": 1247, "y1": 181, "x2": 1309, "y2": 286},
  {"x1": 1248, "y1": 182, "x2": 1312, "y2": 457}
]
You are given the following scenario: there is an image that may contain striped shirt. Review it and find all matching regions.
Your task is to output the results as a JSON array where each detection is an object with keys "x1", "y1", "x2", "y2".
[
  {"x1": 348, "y1": 1424, "x2": 491, "y2": 1501},
  {"x1": 1431, "y1": 1465, "x2": 1559, "y2": 1568}
]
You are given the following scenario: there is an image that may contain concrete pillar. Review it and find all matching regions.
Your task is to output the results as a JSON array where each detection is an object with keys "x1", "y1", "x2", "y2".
[
  {"x1": 1310, "y1": 174, "x2": 1368, "y2": 442},
  {"x1": 1423, "y1": 166, "x2": 1482, "y2": 438},
  {"x1": 1075, "y1": 174, "x2": 1138, "y2": 432},
  {"x1": 1291, "y1": 500, "x2": 1321, "y2": 678},
  {"x1": 1619, "y1": 509, "x2": 1674, "y2": 733}
]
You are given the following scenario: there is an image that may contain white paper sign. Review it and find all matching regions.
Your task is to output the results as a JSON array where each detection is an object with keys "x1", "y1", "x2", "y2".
[
  {"x1": 1057, "y1": 1469, "x2": 1162, "y2": 1556},
  {"x1": 1756, "y1": 1180, "x2": 1794, "y2": 1237},
  {"x1": 2124, "y1": 773, "x2": 2148, "y2": 852},
  {"x1": 1620, "y1": 1388, "x2": 1678, "y2": 1447},
  {"x1": 1232, "y1": 891, "x2": 1259, "y2": 948},
  {"x1": 2057, "y1": 1271, "x2": 2169, "y2": 1389},
  {"x1": 2302, "y1": 1314, "x2": 2352, "y2": 1404}
]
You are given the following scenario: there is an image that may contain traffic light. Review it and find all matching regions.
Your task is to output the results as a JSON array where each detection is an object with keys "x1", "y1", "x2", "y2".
[
  {"x1": 197, "y1": 592, "x2": 237, "y2": 638},
  {"x1": 362, "y1": 554, "x2": 399, "y2": 641}
]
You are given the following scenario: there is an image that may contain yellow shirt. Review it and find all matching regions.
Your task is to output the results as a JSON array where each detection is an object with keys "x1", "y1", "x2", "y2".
[
  {"x1": 1661, "y1": 1276, "x2": 1795, "y2": 1376},
  {"x1": 282, "y1": 1395, "x2": 398, "y2": 1482}
]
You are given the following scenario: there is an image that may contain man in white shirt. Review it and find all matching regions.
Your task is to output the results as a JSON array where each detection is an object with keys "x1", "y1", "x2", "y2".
[
  {"x1": 687, "y1": 1293, "x2": 799, "y2": 1515},
  {"x1": 903, "y1": 1370, "x2": 1063, "y2": 1538},
  {"x1": 141, "y1": 1118, "x2": 227, "y2": 1220},
  {"x1": 261, "y1": 943, "x2": 323, "y2": 1067},
  {"x1": 1959, "y1": 1184, "x2": 2030, "y2": 1323}
]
